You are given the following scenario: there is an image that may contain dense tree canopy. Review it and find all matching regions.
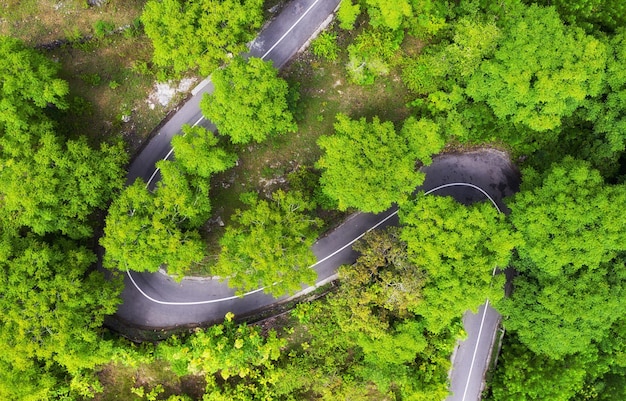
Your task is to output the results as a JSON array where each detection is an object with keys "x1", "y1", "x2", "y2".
[
  {"x1": 102, "y1": 124, "x2": 236, "y2": 277},
  {"x1": 141, "y1": 0, "x2": 264, "y2": 75},
  {"x1": 316, "y1": 114, "x2": 444, "y2": 213},
  {"x1": 101, "y1": 179, "x2": 207, "y2": 276},
  {"x1": 0, "y1": 136, "x2": 127, "y2": 239},
  {"x1": 0, "y1": 232, "x2": 121, "y2": 399},
  {"x1": 530, "y1": 0, "x2": 626, "y2": 32},
  {"x1": 400, "y1": 195, "x2": 519, "y2": 332},
  {"x1": 200, "y1": 56, "x2": 297, "y2": 144},
  {"x1": 215, "y1": 190, "x2": 320, "y2": 296},
  {"x1": 509, "y1": 158, "x2": 626, "y2": 278},
  {"x1": 465, "y1": 5, "x2": 606, "y2": 132},
  {"x1": 0, "y1": 35, "x2": 68, "y2": 130},
  {"x1": 171, "y1": 124, "x2": 238, "y2": 179},
  {"x1": 499, "y1": 159, "x2": 626, "y2": 358},
  {"x1": 0, "y1": 35, "x2": 127, "y2": 239}
]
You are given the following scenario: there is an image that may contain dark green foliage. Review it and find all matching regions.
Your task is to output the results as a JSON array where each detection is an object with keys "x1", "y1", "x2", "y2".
[
  {"x1": 529, "y1": 0, "x2": 626, "y2": 32},
  {"x1": 200, "y1": 56, "x2": 297, "y2": 144}
]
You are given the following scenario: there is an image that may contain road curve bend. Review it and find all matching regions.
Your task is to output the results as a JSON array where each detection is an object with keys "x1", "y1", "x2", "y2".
[{"x1": 108, "y1": 1, "x2": 520, "y2": 400}]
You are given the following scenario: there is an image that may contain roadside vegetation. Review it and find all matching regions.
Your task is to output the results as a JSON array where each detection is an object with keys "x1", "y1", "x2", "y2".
[{"x1": 2, "y1": 0, "x2": 626, "y2": 399}]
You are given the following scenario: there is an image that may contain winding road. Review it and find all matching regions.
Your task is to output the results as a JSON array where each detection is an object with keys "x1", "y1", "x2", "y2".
[{"x1": 110, "y1": 1, "x2": 520, "y2": 400}]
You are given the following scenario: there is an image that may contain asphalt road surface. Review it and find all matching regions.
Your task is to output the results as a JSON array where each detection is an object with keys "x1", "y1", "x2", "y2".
[{"x1": 112, "y1": 1, "x2": 521, "y2": 400}]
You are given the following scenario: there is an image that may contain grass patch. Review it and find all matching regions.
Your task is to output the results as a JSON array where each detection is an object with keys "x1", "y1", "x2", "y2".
[
  {"x1": 48, "y1": 33, "x2": 157, "y2": 147},
  {"x1": 47, "y1": 32, "x2": 198, "y2": 153},
  {"x1": 0, "y1": 0, "x2": 145, "y2": 46},
  {"x1": 95, "y1": 361, "x2": 205, "y2": 401}
]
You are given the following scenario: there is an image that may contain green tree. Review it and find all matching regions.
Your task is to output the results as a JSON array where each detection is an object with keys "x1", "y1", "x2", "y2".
[
  {"x1": 158, "y1": 312, "x2": 285, "y2": 380},
  {"x1": 0, "y1": 36, "x2": 127, "y2": 239},
  {"x1": 0, "y1": 233, "x2": 120, "y2": 394},
  {"x1": 339, "y1": 227, "x2": 424, "y2": 319},
  {"x1": 485, "y1": 337, "x2": 593, "y2": 401},
  {"x1": 200, "y1": 56, "x2": 297, "y2": 144},
  {"x1": 214, "y1": 190, "x2": 320, "y2": 297},
  {"x1": 171, "y1": 124, "x2": 237, "y2": 179},
  {"x1": 509, "y1": 158, "x2": 626, "y2": 278},
  {"x1": 0, "y1": 136, "x2": 127, "y2": 239},
  {"x1": 141, "y1": 0, "x2": 264, "y2": 75},
  {"x1": 0, "y1": 35, "x2": 68, "y2": 131},
  {"x1": 317, "y1": 114, "x2": 444, "y2": 213},
  {"x1": 101, "y1": 179, "x2": 206, "y2": 276},
  {"x1": 465, "y1": 5, "x2": 606, "y2": 132},
  {"x1": 577, "y1": 30, "x2": 626, "y2": 174},
  {"x1": 500, "y1": 158, "x2": 626, "y2": 358},
  {"x1": 337, "y1": 0, "x2": 361, "y2": 30},
  {"x1": 530, "y1": 0, "x2": 626, "y2": 32},
  {"x1": 399, "y1": 195, "x2": 519, "y2": 332}
]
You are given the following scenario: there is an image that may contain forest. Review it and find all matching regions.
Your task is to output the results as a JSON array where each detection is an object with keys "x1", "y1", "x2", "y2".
[{"x1": 1, "y1": 0, "x2": 626, "y2": 399}]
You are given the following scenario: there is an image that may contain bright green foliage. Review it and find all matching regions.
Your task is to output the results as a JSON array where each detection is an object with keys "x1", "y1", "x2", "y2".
[
  {"x1": 282, "y1": 294, "x2": 456, "y2": 399},
  {"x1": 154, "y1": 160, "x2": 212, "y2": 228},
  {"x1": 580, "y1": 30, "x2": 626, "y2": 171},
  {"x1": 103, "y1": 126, "x2": 236, "y2": 277},
  {"x1": 365, "y1": 0, "x2": 413, "y2": 30},
  {"x1": 401, "y1": 116, "x2": 445, "y2": 165},
  {"x1": 509, "y1": 158, "x2": 626, "y2": 277},
  {"x1": 0, "y1": 136, "x2": 127, "y2": 239},
  {"x1": 141, "y1": 0, "x2": 264, "y2": 75},
  {"x1": 156, "y1": 313, "x2": 286, "y2": 400},
  {"x1": 0, "y1": 35, "x2": 68, "y2": 130},
  {"x1": 499, "y1": 259, "x2": 626, "y2": 359},
  {"x1": 402, "y1": 16, "x2": 502, "y2": 95},
  {"x1": 530, "y1": 0, "x2": 626, "y2": 32},
  {"x1": 311, "y1": 32, "x2": 339, "y2": 61},
  {"x1": 200, "y1": 56, "x2": 296, "y2": 144},
  {"x1": 487, "y1": 317, "x2": 626, "y2": 400},
  {"x1": 215, "y1": 190, "x2": 320, "y2": 296},
  {"x1": 360, "y1": 0, "x2": 447, "y2": 37},
  {"x1": 465, "y1": 5, "x2": 607, "y2": 132},
  {"x1": 337, "y1": 0, "x2": 361, "y2": 30},
  {"x1": 0, "y1": 233, "x2": 120, "y2": 396},
  {"x1": 171, "y1": 124, "x2": 238, "y2": 179},
  {"x1": 485, "y1": 338, "x2": 593, "y2": 401},
  {"x1": 500, "y1": 159, "x2": 626, "y2": 358},
  {"x1": 345, "y1": 27, "x2": 403, "y2": 85},
  {"x1": 101, "y1": 179, "x2": 206, "y2": 276},
  {"x1": 317, "y1": 114, "x2": 442, "y2": 213},
  {"x1": 0, "y1": 36, "x2": 127, "y2": 239},
  {"x1": 158, "y1": 312, "x2": 285, "y2": 378},
  {"x1": 400, "y1": 195, "x2": 519, "y2": 332}
]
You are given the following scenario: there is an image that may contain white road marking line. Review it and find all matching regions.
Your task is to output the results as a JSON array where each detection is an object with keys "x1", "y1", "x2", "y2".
[
  {"x1": 146, "y1": 147, "x2": 176, "y2": 187},
  {"x1": 129, "y1": 182, "x2": 501, "y2": 305},
  {"x1": 260, "y1": 0, "x2": 324, "y2": 61},
  {"x1": 461, "y1": 301, "x2": 491, "y2": 401},
  {"x1": 192, "y1": 116, "x2": 204, "y2": 127},
  {"x1": 144, "y1": 0, "x2": 325, "y2": 188}
]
